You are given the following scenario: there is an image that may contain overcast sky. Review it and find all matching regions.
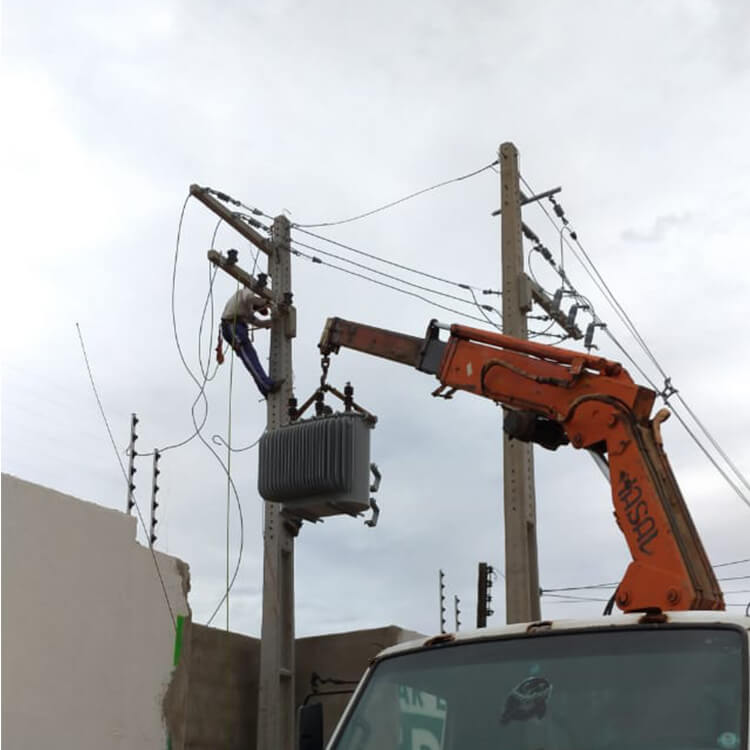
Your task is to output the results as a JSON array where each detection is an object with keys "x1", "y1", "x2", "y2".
[{"x1": 3, "y1": 0, "x2": 749, "y2": 639}]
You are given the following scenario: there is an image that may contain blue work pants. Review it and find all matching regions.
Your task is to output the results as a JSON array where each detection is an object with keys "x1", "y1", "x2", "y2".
[{"x1": 221, "y1": 320, "x2": 274, "y2": 396}]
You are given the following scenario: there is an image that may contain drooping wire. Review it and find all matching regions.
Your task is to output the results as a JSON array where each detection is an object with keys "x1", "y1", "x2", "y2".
[
  {"x1": 293, "y1": 160, "x2": 499, "y2": 228},
  {"x1": 225, "y1": 287, "x2": 237, "y2": 632},
  {"x1": 293, "y1": 227, "x2": 500, "y2": 296},
  {"x1": 212, "y1": 432, "x2": 265, "y2": 452},
  {"x1": 76, "y1": 323, "x2": 177, "y2": 630},
  {"x1": 167, "y1": 192, "x2": 250, "y2": 627},
  {"x1": 197, "y1": 219, "x2": 223, "y2": 384}
]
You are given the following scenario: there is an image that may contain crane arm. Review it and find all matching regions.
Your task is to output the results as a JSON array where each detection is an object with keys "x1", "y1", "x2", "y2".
[{"x1": 320, "y1": 317, "x2": 724, "y2": 613}]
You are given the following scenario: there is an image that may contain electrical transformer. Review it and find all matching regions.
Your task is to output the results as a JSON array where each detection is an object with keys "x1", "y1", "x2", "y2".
[{"x1": 258, "y1": 411, "x2": 376, "y2": 521}]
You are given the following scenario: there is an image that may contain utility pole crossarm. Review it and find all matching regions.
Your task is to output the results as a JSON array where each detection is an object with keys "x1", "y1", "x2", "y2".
[
  {"x1": 190, "y1": 184, "x2": 272, "y2": 256},
  {"x1": 207, "y1": 250, "x2": 274, "y2": 303}
]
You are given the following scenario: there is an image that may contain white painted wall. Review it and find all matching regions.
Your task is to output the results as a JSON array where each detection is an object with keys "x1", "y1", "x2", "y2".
[{"x1": 1, "y1": 473, "x2": 190, "y2": 750}]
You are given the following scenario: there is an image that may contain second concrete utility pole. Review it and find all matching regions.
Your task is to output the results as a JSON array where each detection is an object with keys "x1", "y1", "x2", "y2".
[{"x1": 499, "y1": 142, "x2": 541, "y2": 624}]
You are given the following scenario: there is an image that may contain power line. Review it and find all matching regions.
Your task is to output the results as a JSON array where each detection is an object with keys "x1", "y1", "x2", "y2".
[
  {"x1": 290, "y1": 244, "x2": 502, "y2": 327},
  {"x1": 542, "y1": 582, "x2": 618, "y2": 593},
  {"x1": 541, "y1": 560, "x2": 750, "y2": 596},
  {"x1": 76, "y1": 323, "x2": 177, "y2": 630},
  {"x1": 293, "y1": 227, "x2": 500, "y2": 296},
  {"x1": 291, "y1": 237, "x2": 502, "y2": 313},
  {"x1": 293, "y1": 160, "x2": 498, "y2": 228},
  {"x1": 519, "y1": 178, "x2": 750, "y2": 509}
]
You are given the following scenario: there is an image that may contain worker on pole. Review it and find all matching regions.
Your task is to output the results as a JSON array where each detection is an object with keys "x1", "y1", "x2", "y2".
[{"x1": 220, "y1": 288, "x2": 282, "y2": 397}]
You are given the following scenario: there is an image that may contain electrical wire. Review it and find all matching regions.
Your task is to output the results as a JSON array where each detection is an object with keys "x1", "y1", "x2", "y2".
[
  {"x1": 292, "y1": 237, "x2": 501, "y2": 313},
  {"x1": 167, "y1": 192, "x2": 249, "y2": 627},
  {"x1": 225, "y1": 298, "x2": 236, "y2": 632},
  {"x1": 212, "y1": 431, "x2": 265, "y2": 452},
  {"x1": 293, "y1": 227, "x2": 500, "y2": 296},
  {"x1": 293, "y1": 160, "x2": 499, "y2": 228},
  {"x1": 468, "y1": 287, "x2": 502, "y2": 331},
  {"x1": 197, "y1": 219, "x2": 223, "y2": 383},
  {"x1": 542, "y1": 564, "x2": 750, "y2": 598},
  {"x1": 76, "y1": 323, "x2": 177, "y2": 630},
  {"x1": 542, "y1": 582, "x2": 619, "y2": 593},
  {"x1": 519, "y1": 178, "x2": 750, "y2": 509},
  {"x1": 290, "y1": 244, "x2": 503, "y2": 327},
  {"x1": 522, "y1": 175, "x2": 750, "y2": 501}
]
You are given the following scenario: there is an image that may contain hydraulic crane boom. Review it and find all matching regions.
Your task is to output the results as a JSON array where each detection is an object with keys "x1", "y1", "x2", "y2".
[{"x1": 319, "y1": 316, "x2": 724, "y2": 613}]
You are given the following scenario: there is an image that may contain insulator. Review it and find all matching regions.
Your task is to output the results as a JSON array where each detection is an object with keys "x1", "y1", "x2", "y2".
[
  {"x1": 551, "y1": 288, "x2": 563, "y2": 313},
  {"x1": 584, "y1": 322, "x2": 596, "y2": 349}
]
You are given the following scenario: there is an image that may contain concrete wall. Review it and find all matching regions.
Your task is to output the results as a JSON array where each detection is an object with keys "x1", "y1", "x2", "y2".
[
  {"x1": 1, "y1": 473, "x2": 190, "y2": 750},
  {"x1": 182, "y1": 624, "x2": 260, "y2": 750},
  {"x1": 177, "y1": 623, "x2": 423, "y2": 749},
  {"x1": 296, "y1": 625, "x2": 424, "y2": 743}
]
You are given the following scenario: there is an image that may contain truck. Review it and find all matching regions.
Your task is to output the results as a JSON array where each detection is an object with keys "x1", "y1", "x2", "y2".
[{"x1": 297, "y1": 317, "x2": 748, "y2": 750}]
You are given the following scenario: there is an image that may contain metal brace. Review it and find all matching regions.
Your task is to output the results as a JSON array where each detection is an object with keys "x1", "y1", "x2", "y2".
[{"x1": 364, "y1": 463, "x2": 382, "y2": 528}]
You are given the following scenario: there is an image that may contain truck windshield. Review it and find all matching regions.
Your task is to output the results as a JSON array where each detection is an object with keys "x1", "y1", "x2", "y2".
[{"x1": 331, "y1": 626, "x2": 746, "y2": 750}]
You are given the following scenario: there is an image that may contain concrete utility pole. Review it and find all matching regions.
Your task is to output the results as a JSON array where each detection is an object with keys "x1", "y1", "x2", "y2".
[
  {"x1": 499, "y1": 142, "x2": 541, "y2": 624},
  {"x1": 189, "y1": 185, "x2": 298, "y2": 749},
  {"x1": 257, "y1": 214, "x2": 296, "y2": 750}
]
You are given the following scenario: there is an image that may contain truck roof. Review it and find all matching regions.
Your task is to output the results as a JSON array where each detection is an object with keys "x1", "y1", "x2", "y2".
[{"x1": 375, "y1": 611, "x2": 750, "y2": 663}]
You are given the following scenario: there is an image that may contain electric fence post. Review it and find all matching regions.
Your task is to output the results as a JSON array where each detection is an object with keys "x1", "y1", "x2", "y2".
[
  {"x1": 499, "y1": 142, "x2": 541, "y2": 624},
  {"x1": 125, "y1": 413, "x2": 138, "y2": 515}
]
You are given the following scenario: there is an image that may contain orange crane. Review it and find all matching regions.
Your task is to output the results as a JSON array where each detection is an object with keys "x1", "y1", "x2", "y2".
[{"x1": 319, "y1": 316, "x2": 724, "y2": 613}]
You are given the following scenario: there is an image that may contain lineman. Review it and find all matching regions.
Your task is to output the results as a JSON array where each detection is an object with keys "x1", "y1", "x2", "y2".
[{"x1": 220, "y1": 288, "x2": 282, "y2": 397}]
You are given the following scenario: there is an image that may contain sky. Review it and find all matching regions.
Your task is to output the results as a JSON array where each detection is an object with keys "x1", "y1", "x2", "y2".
[{"x1": 2, "y1": 0, "x2": 749, "y2": 639}]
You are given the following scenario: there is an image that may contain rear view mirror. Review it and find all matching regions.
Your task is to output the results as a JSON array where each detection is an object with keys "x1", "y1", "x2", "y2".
[{"x1": 298, "y1": 702, "x2": 324, "y2": 750}]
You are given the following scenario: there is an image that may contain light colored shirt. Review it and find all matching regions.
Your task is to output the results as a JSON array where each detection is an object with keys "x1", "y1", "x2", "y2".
[{"x1": 221, "y1": 288, "x2": 268, "y2": 323}]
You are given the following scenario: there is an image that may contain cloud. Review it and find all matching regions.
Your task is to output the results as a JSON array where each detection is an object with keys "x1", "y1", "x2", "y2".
[{"x1": 620, "y1": 212, "x2": 693, "y2": 243}]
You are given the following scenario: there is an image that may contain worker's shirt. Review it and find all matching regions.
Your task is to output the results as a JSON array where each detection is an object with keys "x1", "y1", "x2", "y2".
[{"x1": 221, "y1": 288, "x2": 267, "y2": 323}]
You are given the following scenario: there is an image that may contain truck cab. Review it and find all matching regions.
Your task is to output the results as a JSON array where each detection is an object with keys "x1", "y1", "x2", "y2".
[{"x1": 312, "y1": 613, "x2": 748, "y2": 750}]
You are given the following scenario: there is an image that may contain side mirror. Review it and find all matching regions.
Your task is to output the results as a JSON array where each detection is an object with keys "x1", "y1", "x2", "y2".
[{"x1": 298, "y1": 702, "x2": 324, "y2": 750}]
